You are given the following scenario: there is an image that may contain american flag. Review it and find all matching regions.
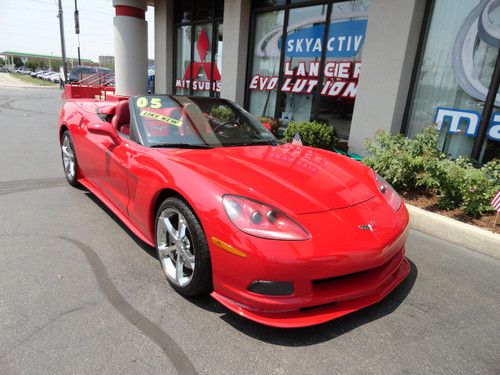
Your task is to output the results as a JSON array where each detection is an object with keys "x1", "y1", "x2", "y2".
[
  {"x1": 292, "y1": 132, "x2": 303, "y2": 146},
  {"x1": 492, "y1": 191, "x2": 500, "y2": 213}
]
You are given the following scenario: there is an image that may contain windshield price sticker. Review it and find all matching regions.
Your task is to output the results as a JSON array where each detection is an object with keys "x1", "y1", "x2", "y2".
[{"x1": 140, "y1": 110, "x2": 182, "y2": 127}]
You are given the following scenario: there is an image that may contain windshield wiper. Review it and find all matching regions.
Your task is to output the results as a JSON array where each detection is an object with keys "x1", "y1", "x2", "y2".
[
  {"x1": 149, "y1": 143, "x2": 213, "y2": 149},
  {"x1": 224, "y1": 140, "x2": 277, "y2": 147}
]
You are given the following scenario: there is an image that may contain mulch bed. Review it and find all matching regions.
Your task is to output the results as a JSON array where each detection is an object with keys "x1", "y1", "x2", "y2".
[{"x1": 402, "y1": 191, "x2": 500, "y2": 234}]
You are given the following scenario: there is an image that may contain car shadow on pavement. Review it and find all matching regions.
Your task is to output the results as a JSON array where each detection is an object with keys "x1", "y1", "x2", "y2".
[
  {"x1": 218, "y1": 259, "x2": 418, "y2": 346},
  {"x1": 84, "y1": 192, "x2": 158, "y2": 259}
]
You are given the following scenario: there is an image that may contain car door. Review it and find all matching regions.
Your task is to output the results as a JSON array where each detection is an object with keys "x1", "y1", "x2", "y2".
[
  {"x1": 91, "y1": 133, "x2": 131, "y2": 216},
  {"x1": 77, "y1": 117, "x2": 130, "y2": 216}
]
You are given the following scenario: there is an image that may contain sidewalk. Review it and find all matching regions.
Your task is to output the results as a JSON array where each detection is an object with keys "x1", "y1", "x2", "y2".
[
  {"x1": 0, "y1": 72, "x2": 57, "y2": 88},
  {"x1": 407, "y1": 204, "x2": 500, "y2": 259},
  {"x1": 0, "y1": 72, "x2": 37, "y2": 87}
]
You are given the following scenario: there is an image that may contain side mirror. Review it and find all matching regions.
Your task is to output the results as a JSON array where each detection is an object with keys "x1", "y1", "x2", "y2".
[
  {"x1": 262, "y1": 122, "x2": 272, "y2": 132},
  {"x1": 87, "y1": 122, "x2": 122, "y2": 145}
]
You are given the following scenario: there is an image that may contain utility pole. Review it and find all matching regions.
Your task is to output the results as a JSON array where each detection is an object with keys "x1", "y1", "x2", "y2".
[
  {"x1": 57, "y1": 0, "x2": 68, "y2": 82},
  {"x1": 74, "y1": 0, "x2": 81, "y2": 66}
]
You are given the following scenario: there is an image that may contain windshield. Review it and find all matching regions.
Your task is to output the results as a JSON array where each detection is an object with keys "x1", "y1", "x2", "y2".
[
  {"x1": 96, "y1": 67, "x2": 113, "y2": 75},
  {"x1": 130, "y1": 95, "x2": 277, "y2": 148}
]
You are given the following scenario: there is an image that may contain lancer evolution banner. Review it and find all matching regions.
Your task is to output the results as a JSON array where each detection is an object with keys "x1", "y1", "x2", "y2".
[{"x1": 249, "y1": 15, "x2": 368, "y2": 99}]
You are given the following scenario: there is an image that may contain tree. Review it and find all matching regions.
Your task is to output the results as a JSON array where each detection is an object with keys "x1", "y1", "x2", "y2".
[
  {"x1": 25, "y1": 60, "x2": 38, "y2": 71},
  {"x1": 50, "y1": 60, "x2": 61, "y2": 72},
  {"x1": 13, "y1": 56, "x2": 24, "y2": 68},
  {"x1": 0, "y1": 58, "x2": 5, "y2": 67}
]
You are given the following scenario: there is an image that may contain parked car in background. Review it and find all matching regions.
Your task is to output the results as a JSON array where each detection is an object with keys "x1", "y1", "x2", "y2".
[
  {"x1": 68, "y1": 66, "x2": 113, "y2": 83},
  {"x1": 39, "y1": 71, "x2": 55, "y2": 80},
  {"x1": 31, "y1": 69, "x2": 46, "y2": 77},
  {"x1": 36, "y1": 70, "x2": 52, "y2": 79},
  {"x1": 43, "y1": 72, "x2": 61, "y2": 82},
  {"x1": 3, "y1": 65, "x2": 15, "y2": 73},
  {"x1": 15, "y1": 67, "x2": 32, "y2": 75}
]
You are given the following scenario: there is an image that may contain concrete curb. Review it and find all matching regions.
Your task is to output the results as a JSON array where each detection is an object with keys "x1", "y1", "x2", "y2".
[{"x1": 407, "y1": 204, "x2": 500, "y2": 259}]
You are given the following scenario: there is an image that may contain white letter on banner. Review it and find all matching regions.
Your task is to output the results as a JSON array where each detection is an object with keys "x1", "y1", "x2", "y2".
[
  {"x1": 249, "y1": 75, "x2": 259, "y2": 89},
  {"x1": 434, "y1": 108, "x2": 480, "y2": 136},
  {"x1": 488, "y1": 113, "x2": 500, "y2": 141}
]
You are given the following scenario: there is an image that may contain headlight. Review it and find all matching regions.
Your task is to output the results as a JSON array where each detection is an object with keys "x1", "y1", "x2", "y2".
[
  {"x1": 375, "y1": 173, "x2": 402, "y2": 211},
  {"x1": 222, "y1": 195, "x2": 310, "y2": 241}
]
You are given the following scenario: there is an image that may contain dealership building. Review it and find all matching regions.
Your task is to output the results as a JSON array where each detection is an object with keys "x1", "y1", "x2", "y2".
[{"x1": 111, "y1": 0, "x2": 499, "y2": 164}]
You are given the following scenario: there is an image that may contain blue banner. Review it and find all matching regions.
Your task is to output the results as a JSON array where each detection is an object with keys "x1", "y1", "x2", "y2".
[{"x1": 279, "y1": 19, "x2": 368, "y2": 58}]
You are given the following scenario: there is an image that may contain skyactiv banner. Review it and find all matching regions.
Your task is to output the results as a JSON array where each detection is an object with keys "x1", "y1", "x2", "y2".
[{"x1": 280, "y1": 20, "x2": 367, "y2": 58}]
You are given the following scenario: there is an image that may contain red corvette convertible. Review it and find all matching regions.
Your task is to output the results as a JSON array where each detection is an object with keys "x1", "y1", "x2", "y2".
[{"x1": 58, "y1": 92, "x2": 410, "y2": 328}]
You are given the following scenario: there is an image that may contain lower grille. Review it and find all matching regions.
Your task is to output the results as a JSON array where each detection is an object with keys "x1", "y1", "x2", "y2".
[{"x1": 309, "y1": 249, "x2": 404, "y2": 304}]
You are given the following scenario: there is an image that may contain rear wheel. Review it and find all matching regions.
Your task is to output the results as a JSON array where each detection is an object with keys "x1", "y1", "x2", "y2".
[
  {"x1": 155, "y1": 197, "x2": 212, "y2": 296},
  {"x1": 61, "y1": 130, "x2": 79, "y2": 186}
]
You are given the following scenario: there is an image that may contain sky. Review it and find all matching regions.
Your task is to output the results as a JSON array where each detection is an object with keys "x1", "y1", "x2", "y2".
[{"x1": 0, "y1": 0, "x2": 155, "y2": 62}]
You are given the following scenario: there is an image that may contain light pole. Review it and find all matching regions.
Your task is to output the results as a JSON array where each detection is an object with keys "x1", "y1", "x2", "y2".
[
  {"x1": 57, "y1": 0, "x2": 68, "y2": 82},
  {"x1": 74, "y1": 0, "x2": 81, "y2": 66}
]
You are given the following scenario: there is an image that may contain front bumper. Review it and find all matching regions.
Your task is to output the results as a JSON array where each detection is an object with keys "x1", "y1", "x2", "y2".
[
  {"x1": 208, "y1": 198, "x2": 410, "y2": 328},
  {"x1": 211, "y1": 250, "x2": 409, "y2": 328}
]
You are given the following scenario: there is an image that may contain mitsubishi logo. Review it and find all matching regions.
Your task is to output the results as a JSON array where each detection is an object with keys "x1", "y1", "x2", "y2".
[
  {"x1": 183, "y1": 29, "x2": 221, "y2": 81},
  {"x1": 358, "y1": 221, "x2": 376, "y2": 232}
]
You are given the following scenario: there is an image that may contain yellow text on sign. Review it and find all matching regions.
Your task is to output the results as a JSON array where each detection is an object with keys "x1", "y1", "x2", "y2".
[
  {"x1": 136, "y1": 97, "x2": 162, "y2": 109},
  {"x1": 140, "y1": 110, "x2": 183, "y2": 127}
]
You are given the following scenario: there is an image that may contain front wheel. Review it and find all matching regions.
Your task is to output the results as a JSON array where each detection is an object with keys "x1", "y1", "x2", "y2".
[
  {"x1": 61, "y1": 130, "x2": 79, "y2": 186},
  {"x1": 155, "y1": 197, "x2": 212, "y2": 296}
]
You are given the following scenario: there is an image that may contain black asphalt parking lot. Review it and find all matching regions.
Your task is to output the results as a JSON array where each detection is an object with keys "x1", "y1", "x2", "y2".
[{"x1": 0, "y1": 78, "x2": 499, "y2": 374}]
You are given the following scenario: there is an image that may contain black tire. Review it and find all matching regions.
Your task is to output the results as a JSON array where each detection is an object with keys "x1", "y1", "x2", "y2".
[
  {"x1": 155, "y1": 197, "x2": 212, "y2": 296},
  {"x1": 61, "y1": 130, "x2": 79, "y2": 187}
]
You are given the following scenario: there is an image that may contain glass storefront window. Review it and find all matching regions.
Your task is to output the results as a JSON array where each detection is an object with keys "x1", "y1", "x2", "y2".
[
  {"x1": 406, "y1": 0, "x2": 500, "y2": 162},
  {"x1": 192, "y1": 23, "x2": 214, "y2": 97},
  {"x1": 214, "y1": 23, "x2": 224, "y2": 98},
  {"x1": 173, "y1": 0, "x2": 223, "y2": 97},
  {"x1": 253, "y1": 0, "x2": 287, "y2": 8},
  {"x1": 246, "y1": 0, "x2": 371, "y2": 145},
  {"x1": 174, "y1": 1, "x2": 192, "y2": 23},
  {"x1": 175, "y1": 26, "x2": 191, "y2": 95},
  {"x1": 481, "y1": 95, "x2": 500, "y2": 162},
  {"x1": 316, "y1": 1, "x2": 370, "y2": 141},
  {"x1": 248, "y1": 10, "x2": 285, "y2": 117},
  {"x1": 174, "y1": 0, "x2": 224, "y2": 23},
  {"x1": 278, "y1": 5, "x2": 328, "y2": 124}
]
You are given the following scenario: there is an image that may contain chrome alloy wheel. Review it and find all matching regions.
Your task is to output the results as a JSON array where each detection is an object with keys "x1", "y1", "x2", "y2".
[
  {"x1": 156, "y1": 208, "x2": 195, "y2": 287},
  {"x1": 61, "y1": 135, "x2": 76, "y2": 180}
]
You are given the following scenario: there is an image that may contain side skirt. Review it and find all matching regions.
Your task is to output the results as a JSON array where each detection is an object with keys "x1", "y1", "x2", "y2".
[{"x1": 78, "y1": 178, "x2": 155, "y2": 247}]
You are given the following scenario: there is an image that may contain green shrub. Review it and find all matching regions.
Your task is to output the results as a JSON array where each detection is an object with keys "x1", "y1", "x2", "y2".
[
  {"x1": 434, "y1": 159, "x2": 465, "y2": 210},
  {"x1": 482, "y1": 159, "x2": 500, "y2": 185},
  {"x1": 283, "y1": 121, "x2": 337, "y2": 150},
  {"x1": 210, "y1": 105, "x2": 235, "y2": 123},
  {"x1": 460, "y1": 167, "x2": 496, "y2": 216},
  {"x1": 363, "y1": 126, "x2": 499, "y2": 217},
  {"x1": 363, "y1": 127, "x2": 443, "y2": 190}
]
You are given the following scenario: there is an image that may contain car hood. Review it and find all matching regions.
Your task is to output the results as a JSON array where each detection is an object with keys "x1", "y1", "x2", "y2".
[{"x1": 159, "y1": 144, "x2": 376, "y2": 215}]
